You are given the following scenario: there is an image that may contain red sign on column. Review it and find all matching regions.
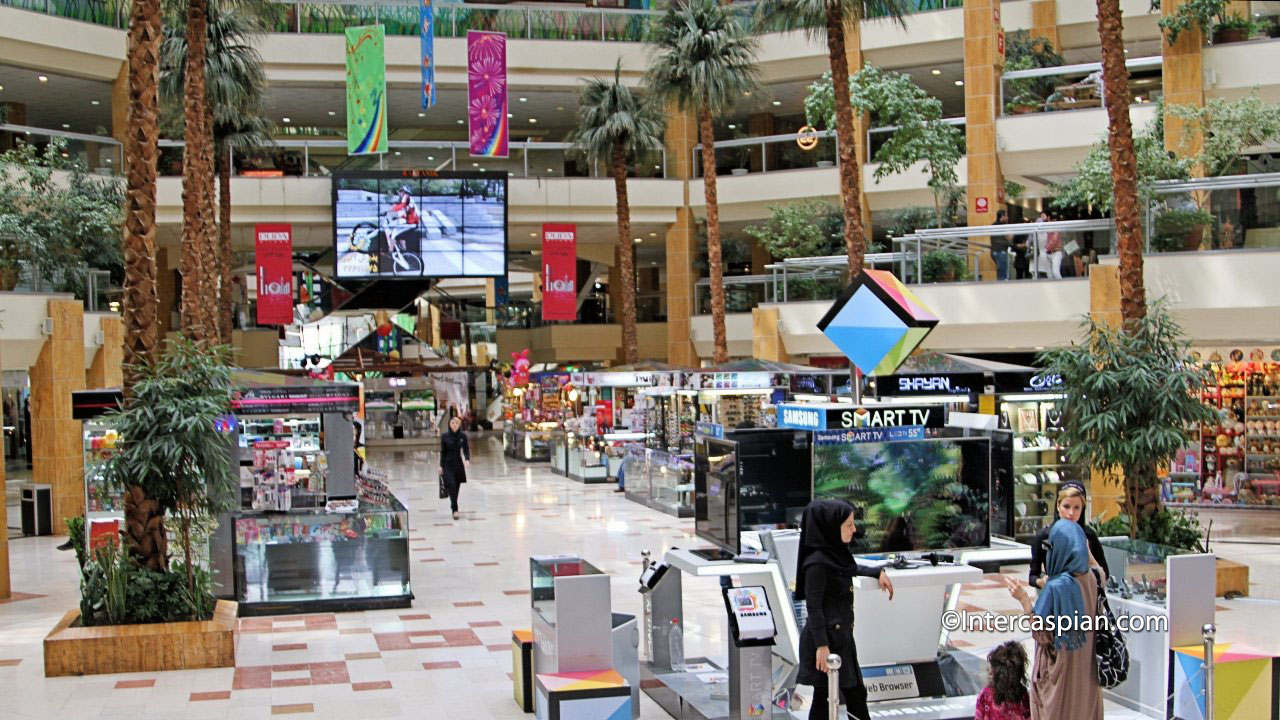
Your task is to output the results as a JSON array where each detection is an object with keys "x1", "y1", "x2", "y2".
[
  {"x1": 255, "y1": 223, "x2": 294, "y2": 326},
  {"x1": 975, "y1": 197, "x2": 990, "y2": 214},
  {"x1": 541, "y1": 223, "x2": 577, "y2": 322}
]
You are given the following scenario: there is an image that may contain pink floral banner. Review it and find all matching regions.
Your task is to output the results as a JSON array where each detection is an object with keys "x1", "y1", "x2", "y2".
[{"x1": 467, "y1": 30, "x2": 508, "y2": 158}]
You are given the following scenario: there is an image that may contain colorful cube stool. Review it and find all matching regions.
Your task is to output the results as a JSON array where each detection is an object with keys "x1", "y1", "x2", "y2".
[
  {"x1": 513, "y1": 629, "x2": 535, "y2": 713},
  {"x1": 1172, "y1": 642, "x2": 1279, "y2": 720},
  {"x1": 535, "y1": 669, "x2": 631, "y2": 720}
]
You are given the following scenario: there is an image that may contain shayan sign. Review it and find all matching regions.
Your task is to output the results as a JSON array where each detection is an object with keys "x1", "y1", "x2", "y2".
[
  {"x1": 775, "y1": 403, "x2": 944, "y2": 431},
  {"x1": 878, "y1": 372, "x2": 984, "y2": 397}
]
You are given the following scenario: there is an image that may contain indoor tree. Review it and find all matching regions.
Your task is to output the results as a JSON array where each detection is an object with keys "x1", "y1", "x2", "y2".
[
  {"x1": 743, "y1": 199, "x2": 845, "y2": 260},
  {"x1": 646, "y1": 0, "x2": 759, "y2": 363},
  {"x1": 1096, "y1": 0, "x2": 1146, "y2": 326},
  {"x1": 752, "y1": 0, "x2": 909, "y2": 276},
  {"x1": 176, "y1": 0, "x2": 219, "y2": 343},
  {"x1": 1039, "y1": 302, "x2": 1215, "y2": 536},
  {"x1": 567, "y1": 62, "x2": 665, "y2": 364},
  {"x1": 161, "y1": 0, "x2": 273, "y2": 344}
]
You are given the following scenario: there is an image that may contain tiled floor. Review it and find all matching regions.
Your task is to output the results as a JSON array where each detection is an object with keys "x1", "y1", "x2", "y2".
[{"x1": 0, "y1": 434, "x2": 1276, "y2": 718}]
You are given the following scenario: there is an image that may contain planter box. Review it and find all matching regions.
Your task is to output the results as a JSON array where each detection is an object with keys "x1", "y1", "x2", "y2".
[
  {"x1": 1216, "y1": 558, "x2": 1250, "y2": 597},
  {"x1": 44, "y1": 600, "x2": 238, "y2": 677}
]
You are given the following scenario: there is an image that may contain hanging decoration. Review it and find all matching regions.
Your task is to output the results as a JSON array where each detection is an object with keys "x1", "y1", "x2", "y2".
[
  {"x1": 467, "y1": 30, "x2": 509, "y2": 158},
  {"x1": 345, "y1": 24, "x2": 389, "y2": 155},
  {"x1": 419, "y1": 0, "x2": 436, "y2": 110}
]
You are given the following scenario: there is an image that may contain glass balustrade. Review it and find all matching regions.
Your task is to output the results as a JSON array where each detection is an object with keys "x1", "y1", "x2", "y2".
[
  {"x1": 1001, "y1": 56, "x2": 1163, "y2": 116},
  {"x1": 1149, "y1": 173, "x2": 1280, "y2": 253},
  {"x1": 1, "y1": 125, "x2": 122, "y2": 174}
]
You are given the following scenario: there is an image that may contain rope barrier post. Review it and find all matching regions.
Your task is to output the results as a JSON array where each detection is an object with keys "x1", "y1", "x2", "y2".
[
  {"x1": 1203, "y1": 623, "x2": 1216, "y2": 720},
  {"x1": 826, "y1": 654, "x2": 842, "y2": 720}
]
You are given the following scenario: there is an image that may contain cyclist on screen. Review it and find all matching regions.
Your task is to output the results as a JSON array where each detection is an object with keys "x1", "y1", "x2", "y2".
[{"x1": 388, "y1": 186, "x2": 421, "y2": 227}]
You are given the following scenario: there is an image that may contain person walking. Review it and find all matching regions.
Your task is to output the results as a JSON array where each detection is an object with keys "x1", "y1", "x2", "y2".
[
  {"x1": 440, "y1": 415, "x2": 471, "y2": 520},
  {"x1": 1004, "y1": 521, "x2": 1104, "y2": 720},
  {"x1": 795, "y1": 499, "x2": 895, "y2": 720},
  {"x1": 1034, "y1": 211, "x2": 1063, "y2": 279}
]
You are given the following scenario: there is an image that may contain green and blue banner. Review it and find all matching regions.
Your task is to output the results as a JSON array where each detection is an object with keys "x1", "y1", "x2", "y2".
[
  {"x1": 420, "y1": 0, "x2": 436, "y2": 110},
  {"x1": 345, "y1": 24, "x2": 388, "y2": 155}
]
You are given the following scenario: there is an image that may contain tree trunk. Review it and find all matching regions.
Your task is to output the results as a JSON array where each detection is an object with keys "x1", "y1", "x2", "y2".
[
  {"x1": 181, "y1": 515, "x2": 194, "y2": 595},
  {"x1": 699, "y1": 103, "x2": 729, "y2": 365},
  {"x1": 825, "y1": 6, "x2": 866, "y2": 277},
  {"x1": 1096, "y1": 0, "x2": 1145, "y2": 329},
  {"x1": 122, "y1": 485, "x2": 167, "y2": 571},
  {"x1": 612, "y1": 145, "x2": 639, "y2": 364},
  {"x1": 218, "y1": 144, "x2": 233, "y2": 345},
  {"x1": 122, "y1": 0, "x2": 161, "y2": 391},
  {"x1": 181, "y1": 0, "x2": 215, "y2": 344}
]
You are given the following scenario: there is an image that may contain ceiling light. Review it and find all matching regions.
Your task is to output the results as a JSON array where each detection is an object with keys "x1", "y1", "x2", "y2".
[
  {"x1": 556, "y1": 106, "x2": 564, "y2": 111},
  {"x1": 530, "y1": 232, "x2": 537, "y2": 237},
  {"x1": 62, "y1": 123, "x2": 70, "y2": 128},
  {"x1": 519, "y1": 97, "x2": 527, "y2": 102},
  {"x1": 418, "y1": 112, "x2": 425, "y2": 117},
  {"x1": 0, "y1": 85, "x2": 4, "y2": 91},
  {"x1": 394, "y1": 151, "x2": 402, "y2": 156},
  {"x1": 633, "y1": 238, "x2": 642, "y2": 243},
  {"x1": 529, "y1": 118, "x2": 537, "y2": 124},
  {"x1": 328, "y1": 111, "x2": 336, "y2": 116},
  {"x1": 507, "y1": 113, "x2": 513, "y2": 118},
  {"x1": 457, "y1": 119, "x2": 464, "y2": 124},
  {"x1": 472, "y1": 162, "x2": 479, "y2": 167},
  {"x1": 727, "y1": 124, "x2": 736, "y2": 129},
  {"x1": 427, "y1": 155, "x2": 435, "y2": 160},
  {"x1": 743, "y1": 91, "x2": 751, "y2": 97},
  {"x1": 91, "y1": 100, "x2": 100, "y2": 105},
  {"x1": 38, "y1": 75, "x2": 48, "y2": 82},
  {"x1": 105, "y1": 158, "x2": 112, "y2": 163},
  {"x1": 282, "y1": 117, "x2": 291, "y2": 122},
  {"x1": 594, "y1": 282, "x2": 602, "y2": 289},
  {"x1": 546, "y1": 168, "x2": 554, "y2": 172},
  {"x1": 954, "y1": 80, "x2": 964, "y2": 86},
  {"x1": 772, "y1": 100, "x2": 781, "y2": 106},
  {"x1": 648, "y1": 232, "x2": 656, "y2": 237},
  {"x1": 931, "y1": 69, "x2": 942, "y2": 75}
]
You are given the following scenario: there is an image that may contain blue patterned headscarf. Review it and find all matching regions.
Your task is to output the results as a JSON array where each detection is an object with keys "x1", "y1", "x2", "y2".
[{"x1": 1032, "y1": 519, "x2": 1090, "y2": 650}]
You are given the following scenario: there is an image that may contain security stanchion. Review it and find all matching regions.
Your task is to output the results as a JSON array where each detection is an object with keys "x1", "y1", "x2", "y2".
[
  {"x1": 827, "y1": 654, "x2": 842, "y2": 720},
  {"x1": 1203, "y1": 623, "x2": 1216, "y2": 720}
]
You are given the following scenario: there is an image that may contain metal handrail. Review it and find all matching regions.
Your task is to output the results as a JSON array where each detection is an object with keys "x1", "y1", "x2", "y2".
[
  {"x1": 0, "y1": 123, "x2": 120, "y2": 146},
  {"x1": 1001, "y1": 55, "x2": 1163, "y2": 80},
  {"x1": 1153, "y1": 171, "x2": 1280, "y2": 193}
]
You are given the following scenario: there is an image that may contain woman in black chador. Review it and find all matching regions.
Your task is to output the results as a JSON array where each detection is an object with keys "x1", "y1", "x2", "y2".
[
  {"x1": 795, "y1": 499, "x2": 895, "y2": 720},
  {"x1": 440, "y1": 415, "x2": 471, "y2": 520}
]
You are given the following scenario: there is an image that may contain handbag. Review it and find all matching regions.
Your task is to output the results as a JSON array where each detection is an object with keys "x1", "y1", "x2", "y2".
[
  {"x1": 1092, "y1": 567, "x2": 1130, "y2": 688},
  {"x1": 438, "y1": 467, "x2": 448, "y2": 499},
  {"x1": 1046, "y1": 232, "x2": 1063, "y2": 254}
]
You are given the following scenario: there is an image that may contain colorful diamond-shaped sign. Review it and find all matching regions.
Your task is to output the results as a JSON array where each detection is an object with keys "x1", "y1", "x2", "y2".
[{"x1": 817, "y1": 269, "x2": 939, "y2": 376}]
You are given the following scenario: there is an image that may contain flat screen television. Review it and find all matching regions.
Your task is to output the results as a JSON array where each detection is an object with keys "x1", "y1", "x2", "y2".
[
  {"x1": 333, "y1": 170, "x2": 507, "y2": 279},
  {"x1": 813, "y1": 437, "x2": 991, "y2": 553},
  {"x1": 696, "y1": 429, "x2": 813, "y2": 553}
]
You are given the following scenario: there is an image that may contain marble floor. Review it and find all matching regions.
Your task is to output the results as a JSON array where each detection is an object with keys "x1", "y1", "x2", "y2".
[{"x1": 0, "y1": 436, "x2": 1275, "y2": 719}]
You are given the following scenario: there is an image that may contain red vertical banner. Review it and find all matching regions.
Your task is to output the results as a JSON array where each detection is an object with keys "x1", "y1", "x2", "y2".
[
  {"x1": 255, "y1": 223, "x2": 294, "y2": 325},
  {"x1": 541, "y1": 223, "x2": 577, "y2": 322}
]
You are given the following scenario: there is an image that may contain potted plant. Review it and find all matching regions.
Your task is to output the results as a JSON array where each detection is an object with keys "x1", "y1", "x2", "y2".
[
  {"x1": 920, "y1": 249, "x2": 970, "y2": 283},
  {"x1": 1153, "y1": 206, "x2": 1215, "y2": 252},
  {"x1": 1005, "y1": 90, "x2": 1042, "y2": 115},
  {"x1": 1213, "y1": 13, "x2": 1258, "y2": 44}
]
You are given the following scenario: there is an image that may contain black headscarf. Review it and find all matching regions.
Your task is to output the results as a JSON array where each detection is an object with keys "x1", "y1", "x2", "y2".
[{"x1": 793, "y1": 499, "x2": 856, "y2": 601}]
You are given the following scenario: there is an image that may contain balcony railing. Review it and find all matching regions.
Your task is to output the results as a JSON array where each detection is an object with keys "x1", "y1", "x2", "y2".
[
  {"x1": 1001, "y1": 56, "x2": 1163, "y2": 117},
  {"x1": 0, "y1": 123, "x2": 122, "y2": 174},
  {"x1": 156, "y1": 138, "x2": 667, "y2": 179},
  {"x1": 1148, "y1": 172, "x2": 1280, "y2": 253}
]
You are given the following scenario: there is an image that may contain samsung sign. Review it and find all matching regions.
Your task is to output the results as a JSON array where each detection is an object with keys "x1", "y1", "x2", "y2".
[
  {"x1": 878, "y1": 372, "x2": 983, "y2": 397},
  {"x1": 775, "y1": 404, "x2": 944, "y2": 431}
]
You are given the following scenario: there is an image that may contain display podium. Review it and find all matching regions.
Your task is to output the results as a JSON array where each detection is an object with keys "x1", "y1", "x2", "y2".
[{"x1": 852, "y1": 563, "x2": 981, "y2": 666}]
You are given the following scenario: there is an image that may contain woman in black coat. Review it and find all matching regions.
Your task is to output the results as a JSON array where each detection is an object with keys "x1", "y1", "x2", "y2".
[
  {"x1": 1028, "y1": 481, "x2": 1110, "y2": 588},
  {"x1": 795, "y1": 499, "x2": 895, "y2": 720},
  {"x1": 440, "y1": 415, "x2": 471, "y2": 520}
]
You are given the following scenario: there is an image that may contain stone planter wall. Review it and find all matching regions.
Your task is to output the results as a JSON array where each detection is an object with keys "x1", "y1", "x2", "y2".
[{"x1": 44, "y1": 600, "x2": 237, "y2": 677}]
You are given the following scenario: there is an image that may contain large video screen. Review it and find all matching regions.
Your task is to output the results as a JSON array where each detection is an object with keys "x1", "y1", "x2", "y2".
[
  {"x1": 333, "y1": 171, "x2": 507, "y2": 278},
  {"x1": 813, "y1": 437, "x2": 991, "y2": 553}
]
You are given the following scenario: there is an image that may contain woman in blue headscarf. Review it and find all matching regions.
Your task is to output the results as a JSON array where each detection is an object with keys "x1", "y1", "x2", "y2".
[{"x1": 1004, "y1": 519, "x2": 1103, "y2": 720}]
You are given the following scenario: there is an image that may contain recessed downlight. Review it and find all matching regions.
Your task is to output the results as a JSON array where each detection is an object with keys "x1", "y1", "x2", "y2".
[{"x1": 931, "y1": 69, "x2": 942, "y2": 75}]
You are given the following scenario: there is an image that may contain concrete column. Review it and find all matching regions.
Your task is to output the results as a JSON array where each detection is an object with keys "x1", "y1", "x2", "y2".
[
  {"x1": 30, "y1": 299, "x2": 87, "y2": 536},
  {"x1": 844, "y1": 20, "x2": 873, "y2": 243},
  {"x1": 484, "y1": 278, "x2": 495, "y2": 325},
  {"x1": 665, "y1": 105, "x2": 699, "y2": 366},
  {"x1": 963, "y1": 0, "x2": 1006, "y2": 280},
  {"x1": 1, "y1": 102, "x2": 26, "y2": 152},
  {"x1": 1162, "y1": 0, "x2": 1206, "y2": 171},
  {"x1": 1030, "y1": 0, "x2": 1060, "y2": 50},
  {"x1": 87, "y1": 315, "x2": 124, "y2": 388},
  {"x1": 751, "y1": 307, "x2": 789, "y2": 363},
  {"x1": 111, "y1": 62, "x2": 129, "y2": 146},
  {"x1": 1087, "y1": 265, "x2": 1126, "y2": 518}
]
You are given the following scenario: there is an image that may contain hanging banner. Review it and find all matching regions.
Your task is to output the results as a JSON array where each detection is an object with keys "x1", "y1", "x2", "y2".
[
  {"x1": 541, "y1": 223, "x2": 577, "y2": 322},
  {"x1": 345, "y1": 25, "x2": 389, "y2": 155},
  {"x1": 419, "y1": 0, "x2": 436, "y2": 110},
  {"x1": 467, "y1": 30, "x2": 508, "y2": 158},
  {"x1": 255, "y1": 223, "x2": 294, "y2": 326}
]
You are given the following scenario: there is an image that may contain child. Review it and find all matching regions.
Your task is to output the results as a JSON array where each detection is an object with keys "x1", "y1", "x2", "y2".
[{"x1": 976, "y1": 641, "x2": 1031, "y2": 720}]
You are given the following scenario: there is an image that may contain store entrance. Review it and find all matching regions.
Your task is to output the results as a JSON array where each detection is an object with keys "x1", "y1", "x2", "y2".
[{"x1": 3, "y1": 381, "x2": 32, "y2": 535}]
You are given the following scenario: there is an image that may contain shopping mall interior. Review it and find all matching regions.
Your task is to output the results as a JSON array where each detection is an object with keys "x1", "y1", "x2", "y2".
[{"x1": 4, "y1": 0, "x2": 1280, "y2": 717}]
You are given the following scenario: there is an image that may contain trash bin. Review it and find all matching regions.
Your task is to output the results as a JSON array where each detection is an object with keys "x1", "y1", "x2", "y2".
[
  {"x1": 20, "y1": 482, "x2": 52, "y2": 536},
  {"x1": 612, "y1": 612, "x2": 639, "y2": 720}
]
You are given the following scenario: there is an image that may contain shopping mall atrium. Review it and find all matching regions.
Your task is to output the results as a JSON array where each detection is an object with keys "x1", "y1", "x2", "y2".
[{"x1": 3, "y1": 0, "x2": 1280, "y2": 717}]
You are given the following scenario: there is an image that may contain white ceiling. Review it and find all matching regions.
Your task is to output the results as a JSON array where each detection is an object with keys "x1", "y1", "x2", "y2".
[{"x1": 0, "y1": 65, "x2": 113, "y2": 134}]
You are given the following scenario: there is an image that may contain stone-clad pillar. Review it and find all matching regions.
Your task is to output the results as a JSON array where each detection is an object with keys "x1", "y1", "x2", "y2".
[
  {"x1": 751, "y1": 308, "x2": 789, "y2": 363},
  {"x1": 963, "y1": 0, "x2": 1006, "y2": 280},
  {"x1": 665, "y1": 105, "x2": 698, "y2": 366},
  {"x1": 30, "y1": 299, "x2": 87, "y2": 536},
  {"x1": 1162, "y1": 0, "x2": 1206, "y2": 170},
  {"x1": 1030, "y1": 0, "x2": 1060, "y2": 50},
  {"x1": 87, "y1": 315, "x2": 124, "y2": 388},
  {"x1": 1087, "y1": 265, "x2": 1126, "y2": 518}
]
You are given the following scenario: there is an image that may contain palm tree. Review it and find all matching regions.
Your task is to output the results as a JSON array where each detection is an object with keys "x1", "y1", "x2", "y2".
[
  {"x1": 754, "y1": 0, "x2": 908, "y2": 276},
  {"x1": 161, "y1": 2, "x2": 273, "y2": 344},
  {"x1": 178, "y1": 0, "x2": 218, "y2": 342},
  {"x1": 121, "y1": 0, "x2": 165, "y2": 571},
  {"x1": 646, "y1": 0, "x2": 759, "y2": 364},
  {"x1": 568, "y1": 63, "x2": 665, "y2": 364},
  {"x1": 1096, "y1": 0, "x2": 1144, "y2": 327}
]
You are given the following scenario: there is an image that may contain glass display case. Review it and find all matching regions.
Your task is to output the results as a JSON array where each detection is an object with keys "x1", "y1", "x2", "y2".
[
  {"x1": 508, "y1": 422, "x2": 555, "y2": 462},
  {"x1": 621, "y1": 444, "x2": 651, "y2": 505},
  {"x1": 647, "y1": 450, "x2": 695, "y2": 518},
  {"x1": 232, "y1": 496, "x2": 411, "y2": 612},
  {"x1": 1097, "y1": 538, "x2": 1198, "y2": 607},
  {"x1": 1000, "y1": 397, "x2": 1087, "y2": 544},
  {"x1": 550, "y1": 430, "x2": 570, "y2": 476},
  {"x1": 529, "y1": 555, "x2": 613, "y2": 675},
  {"x1": 566, "y1": 432, "x2": 610, "y2": 483},
  {"x1": 363, "y1": 392, "x2": 399, "y2": 441},
  {"x1": 83, "y1": 421, "x2": 122, "y2": 518}
]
